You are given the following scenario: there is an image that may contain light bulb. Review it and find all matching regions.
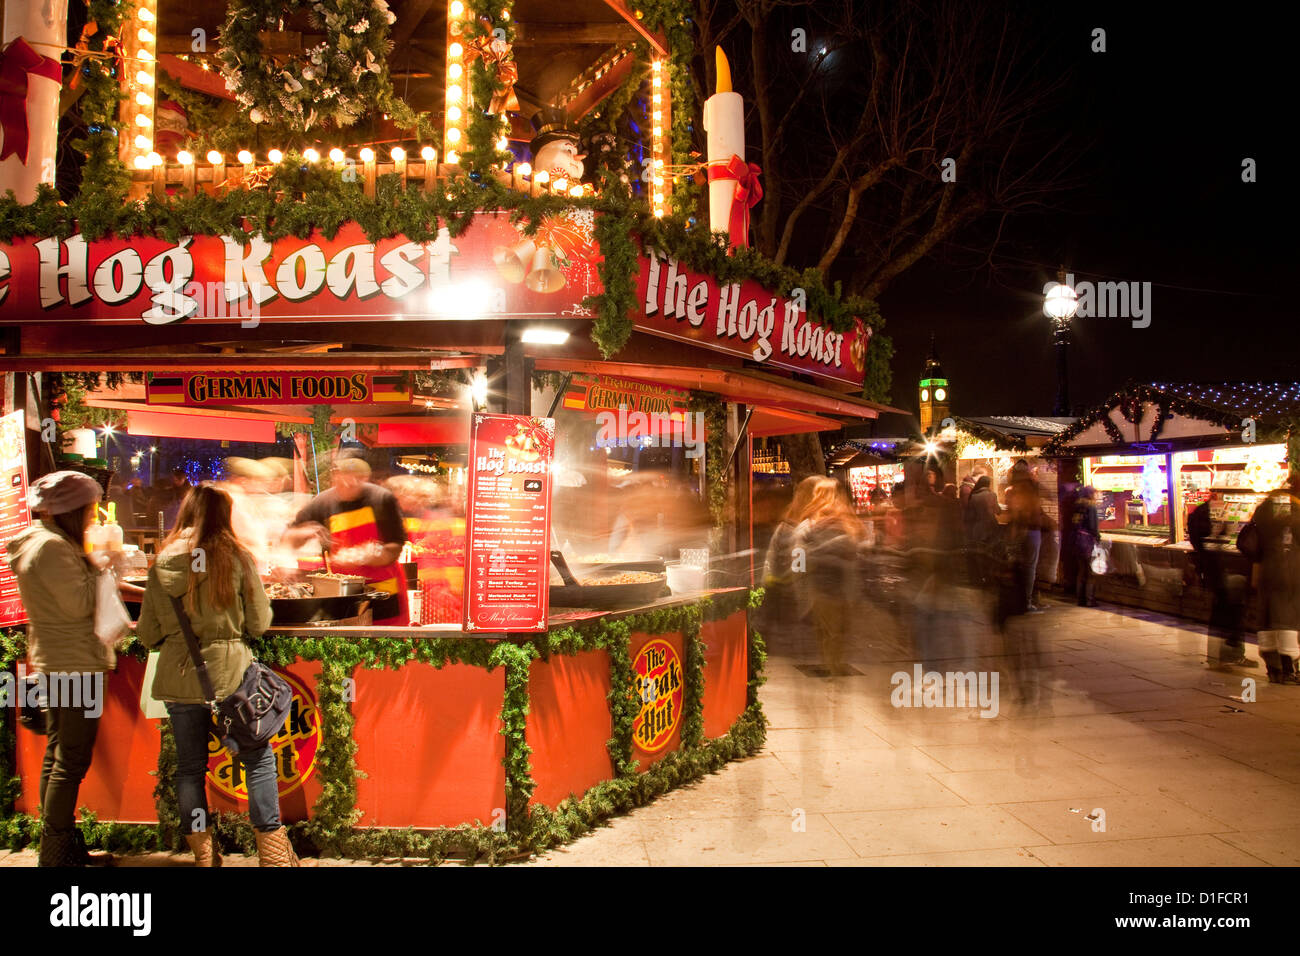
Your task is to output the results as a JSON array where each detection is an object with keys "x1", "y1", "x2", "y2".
[
  {"x1": 136, "y1": 90, "x2": 152, "y2": 106},
  {"x1": 446, "y1": 149, "x2": 459, "y2": 164},
  {"x1": 329, "y1": 147, "x2": 345, "y2": 163},
  {"x1": 569, "y1": 185, "x2": 583, "y2": 198},
  {"x1": 138, "y1": 7, "x2": 155, "y2": 22},
  {"x1": 516, "y1": 162, "x2": 531, "y2": 177},
  {"x1": 138, "y1": 49, "x2": 153, "y2": 61},
  {"x1": 450, "y1": 0, "x2": 464, "y2": 15},
  {"x1": 553, "y1": 178, "x2": 568, "y2": 192},
  {"x1": 447, "y1": 106, "x2": 462, "y2": 123},
  {"x1": 449, "y1": 42, "x2": 463, "y2": 58},
  {"x1": 303, "y1": 148, "x2": 320, "y2": 163},
  {"x1": 448, "y1": 63, "x2": 462, "y2": 80},
  {"x1": 176, "y1": 150, "x2": 194, "y2": 165},
  {"x1": 360, "y1": 147, "x2": 375, "y2": 162},
  {"x1": 446, "y1": 127, "x2": 461, "y2": 144},
  {"x1": 654, "y1": 158, "x2": 664, "y2": 168},
  {"x1": 534, "y1": 169, "x2": 549, "y2": 184},
  {"x1": 268, "y1": 148, "x2": 283, "y2": 163},
  {"x1": 390, "y1": 146, "x2": 406, "y2": 161},
  {"x1": 420, "y1": 145, "x2": 436, "y2": 161},
  {"x1": 496, "y1": 136, "x2": 509, "y2": 151},
  {"x1": 137, "y1": 27, "x2": 154, "y2": 44},
  {"x1": 147, "y1": 151, "x2": 163, "y2": 166},
  {"x1": 136, "y1": 70, "x2": 153, "y2": 86},
  {"x1": 447, "y1": 84, "x2": 462, "y2": 102},
  {"x1": 206, "y1": 150, "x2": 223, "y2": 164},
  {"x1": 135, "y1": 113, "x2": 152, "y2": 127},
  {"x1": 653, "y1": 126, "x2": 662, "y2": 137},
  {"x1": 236, "y1": 149, "x2": 253, "y2": 164},
  {"x1": 134, "y1": 134, "x2": 151, "y2": 150},
  {"x1": 132, "y1": 155, "x2": 150, "y2": 169}
]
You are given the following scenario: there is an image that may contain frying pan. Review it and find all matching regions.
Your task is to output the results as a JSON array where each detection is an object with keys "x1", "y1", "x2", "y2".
[{"x1": 269, "y1": 589, "x2": 391, "y2": 625}]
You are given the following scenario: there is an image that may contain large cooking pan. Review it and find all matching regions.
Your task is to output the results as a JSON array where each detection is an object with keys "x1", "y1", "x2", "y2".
[
  {"x1": 567, "y1": 553, "x2": 666, "y2": 574},
  {"x1": 269, "y1": 590, "x2": 390, "y2": 625},
  {"x1": 549, "y1": 577, "x2": 670, "y2": 609}
]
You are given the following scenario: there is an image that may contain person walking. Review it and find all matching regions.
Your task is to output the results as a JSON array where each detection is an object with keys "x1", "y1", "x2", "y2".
[
  {"x1": 1072, "y1": 486, "x2": 1100, "y2": 607},
  {"x1": 964, "y1": 475, "x2": 999, "y2": 587},
  {"x1": 1189, "y1": 499, "x2": 1253, "y2": 667},
  {"x1": 136, "y1": 485, "x2": 299, "y2": 866},
  {"x1": 792, "y1": 478, "x2": 863, "y2": 673},
  {"x1": 760, "y1": 476, "x2": 820, "y2": 643},
  {"x1": 1247, "y1": 477, "x2": 1300, "y2": 684},
  {"x1": 1006, "y1": 461, "x2": 1045, "y2": 612},
  {"x1": 5, "y1": 471, "x2": 115, "y2": 867}
]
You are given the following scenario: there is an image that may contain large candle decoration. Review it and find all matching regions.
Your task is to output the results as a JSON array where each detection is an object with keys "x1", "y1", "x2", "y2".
[
  {"x1": 0, "y1": 0, "x2": 69, "y2": 202},
  {"x1": 703, "y1": 48, "x2": 761, "y2": 250}
]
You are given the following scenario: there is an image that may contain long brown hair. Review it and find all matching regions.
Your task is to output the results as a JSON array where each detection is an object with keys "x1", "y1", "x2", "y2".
[{"x1": 162, "y1": 485, "x2": 257, "y2": 613}]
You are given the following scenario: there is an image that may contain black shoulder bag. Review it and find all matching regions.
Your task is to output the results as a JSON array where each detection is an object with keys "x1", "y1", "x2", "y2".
[{"x1": 168, "y1": 594, "x2": 292, "y2": 753}]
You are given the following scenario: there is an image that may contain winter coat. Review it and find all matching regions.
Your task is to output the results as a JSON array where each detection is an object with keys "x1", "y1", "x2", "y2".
[
  {"x1": 965, "y1": 486, "x2": 1000, "y2": 547},
  {"x1": 1250, "y1": 491, "x2": 1300, "y2": 631},
  {"x1": 5, "y1": 522, "x2": 111, "y2": 674},
  {"x1": 135, "y1": 535, "x2": 271, "y2": 703}
]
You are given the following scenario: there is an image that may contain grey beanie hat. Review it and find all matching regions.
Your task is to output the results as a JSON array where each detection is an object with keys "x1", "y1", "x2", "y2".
[{"x1": 27, "y1": 470, "x2": 104, "y2": 515}]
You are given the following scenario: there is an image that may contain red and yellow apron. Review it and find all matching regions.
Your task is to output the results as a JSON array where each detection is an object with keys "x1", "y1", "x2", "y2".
[{"x1": 300, "y1": 504, "x2": 408, "y2": 625}]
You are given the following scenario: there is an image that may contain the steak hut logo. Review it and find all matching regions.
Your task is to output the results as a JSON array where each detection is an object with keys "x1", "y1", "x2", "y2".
[
  {"x1": 632, "y1": 639, "x2": 683, "y2": 753},
  {"x1": 640, "y1": 247, "x2": 849, "y2": 372},
  {"x1": 208, "y1": 669, "x2": 320, "y2": 801}
]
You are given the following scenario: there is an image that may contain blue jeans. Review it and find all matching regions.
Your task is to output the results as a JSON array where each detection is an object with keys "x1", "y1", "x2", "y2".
[{"x1": 166, "y1": 703, "x2": 282, "y2": 833}]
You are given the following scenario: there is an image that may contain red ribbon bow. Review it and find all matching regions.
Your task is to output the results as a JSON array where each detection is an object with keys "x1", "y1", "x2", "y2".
[
  {"x1": 0, "y1": 38, "x2": 62, "y2": 165},
  {"x1": 707, "y1": 154, "x2": 763, "y2": 250}
]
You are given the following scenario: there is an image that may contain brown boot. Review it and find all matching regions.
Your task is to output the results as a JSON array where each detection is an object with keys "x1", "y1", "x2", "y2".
[
  {"x1": 254, "y1": 827, "x2": 300, "y2": 867},
  {"x1": 186, "y1": 831, "x2": 222, "y2": 867}
]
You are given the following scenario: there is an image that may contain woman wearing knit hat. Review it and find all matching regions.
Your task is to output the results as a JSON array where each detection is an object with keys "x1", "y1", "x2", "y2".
[{"x1": 4, "y1": 470, "x2": 113, "y2": 867}]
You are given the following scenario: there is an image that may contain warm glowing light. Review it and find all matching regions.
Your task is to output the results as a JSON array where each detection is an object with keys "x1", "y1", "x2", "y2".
[
  {"x1": 137, "y1": 49, "x2": 153, "y2": 61},
  {"x1": 206, "y1": 150, "x2": 223, "y2": 164},
  {"x1": 329, "y1": 147, "x2": 345, "y2": 163},
  {"x1": 446, "y1": 127, "x2": 461, "y2": 144},
  {"x1": 1044, "y1": 281, "x2": 1079, "y2": 320},
  {"x1": 521, "y1": 328, "x2": 570, "y2": 345},
  {"x1": 534, "y1": 169, "x2": 549, "y2": 184},
  {"x1": 132, "y1": 155, "x2": 150, "y2": 169},
  {"x1": 653, "y1": 175, "x2": 664, "y2": 186},
  {"x1": 653, "y1": 206, "x2": 664, "y2": 218},
  {"x1": 237, "y1": 149, "x2": 253, "y2": 164},
  {"x1": 137, "y1": 28, "x2": 154, "y2": 43},
  {"x1": 136, "y1": 70, "x2": 153, "y2": 86},
  {"x1": 447, "y1": 105, "x2": 462, "y2": 123},
  {"x1": 654, "y1": 158, "x2": 664, "y2": 168},
  {"x1": 134, "y1": 134, "x2": 151, "y2": 150},
  {"x1": 516, "y1": 162, "x2": 531, "y2": 177},
  {"x1": 138, "y1": 7, "x2": 155, "y2": 22},
  {"x1": 715, "y1": 47, "x2": 732, "y2": 94},
  {"x1": 653, "y1": 126, "x2": 662, "y2": 137},
  {"x1": 268, "y1": 148, "x2": 283, "y2": 163},
  {"x1": 652, "y1": 93, "x2": 662, "y2": 104},
  {"x1": 471, "y1": 369, "x2": 488, "y2": 406},
  {"x1": 450, "y1": 0, "x2": 464, "y2": 15},
  {"x1": 501, "y1": 8, "x2": 510, "y2": 20},
  {"x1": 447, "y1": 84, "x2": 462, "y2": 102},
  {"x1": 569, "y1": 185, "x2": 583, "y2": 198},
  {"x1": 553, "y1": 178, "x2": 568, "y2": 192},
  {"x1": 360, "y1": 147, "x2": 375, "y2": 162},
  {"x1": 176, "y1": 150, "x2": 194, "y2": 165},
  {"x1": 147, "y1": 151, "x2": 162, "y2": 166},
  {"x1": 303, "y1": 148, "x2": 320, "y2": 163},
  {"x1": 390, "y1": 146, "x2": 406, "y2": 161},
  {"x1": 449, "y1": 42, "x2": 463, "y2": 58},
  {"x1": 420, "y1": 146, "x2": 436, "y2": 161},
  {"x1": 135, "y1": 113, "x2": 152, "y2": 127},
  {"x1": 448, "y1": 63, "x2": 463, "y2": 80},
  {"x1": 135, "y1": 91, "x2": 153, "y2": 106},
  {"x1": 496, "y1": 136, "x2": 509, "y2": 152},
  {"x1": 446, "y1": 149, "x2": 459, "y2": 164}
]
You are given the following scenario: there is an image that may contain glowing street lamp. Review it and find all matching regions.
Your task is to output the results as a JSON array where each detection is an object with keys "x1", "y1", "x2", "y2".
[{"x1": 1044, "y1": 268, "x2": 1078, "y2": 416}]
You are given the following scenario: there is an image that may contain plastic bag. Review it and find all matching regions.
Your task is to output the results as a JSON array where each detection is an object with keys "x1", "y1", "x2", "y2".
[{"x1": 94, "y1": 568, "x2": 132, "y2": 647}]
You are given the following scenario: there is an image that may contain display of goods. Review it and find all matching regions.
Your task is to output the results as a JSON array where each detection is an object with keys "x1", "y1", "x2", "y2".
[
  {"x1": 582, "y1": 571, "x2": 664, "y2": 586},
  {"x1": 266, "y1": 581, "x2": 314, "y2": 599}
]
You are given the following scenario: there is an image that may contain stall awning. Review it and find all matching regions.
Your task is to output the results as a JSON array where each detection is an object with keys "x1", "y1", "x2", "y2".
[
  {"x1": 127, "y1": 409, "x2": 276, "y2": 443},
  {"x1": 533, "y1": 359, "x2": 901, "y2": 421},
  {"x1": 749, "y1": 407, "x2": 841, "y2": 437}
]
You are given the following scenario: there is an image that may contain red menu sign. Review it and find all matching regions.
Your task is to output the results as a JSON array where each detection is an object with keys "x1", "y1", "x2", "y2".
[
  {"x1": 462, "y1": 414, "x2": 555, "y2": 633},
  {"x1": 0, "y1": 410, "x2": 32, "y2": 626}
]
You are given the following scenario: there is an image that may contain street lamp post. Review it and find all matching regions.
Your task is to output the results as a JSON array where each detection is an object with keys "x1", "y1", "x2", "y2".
[{"x1": 1044, "y1": 269, "x2": 1078, "y2": 416}]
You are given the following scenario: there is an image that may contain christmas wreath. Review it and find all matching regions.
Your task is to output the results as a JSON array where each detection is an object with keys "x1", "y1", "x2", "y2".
[{"x1": 218, "y1": 0, "x2": 398, "y2": 130}]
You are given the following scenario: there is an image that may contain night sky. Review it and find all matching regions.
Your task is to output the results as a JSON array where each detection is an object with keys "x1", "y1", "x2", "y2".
[{"x1": 878, "y1": 3, "x2": 1291, "y2": 418}]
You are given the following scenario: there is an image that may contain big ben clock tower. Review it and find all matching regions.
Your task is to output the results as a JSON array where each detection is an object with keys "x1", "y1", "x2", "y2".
[{"x1": 918, "y1": 338, "x2": 950, "y2": 435}]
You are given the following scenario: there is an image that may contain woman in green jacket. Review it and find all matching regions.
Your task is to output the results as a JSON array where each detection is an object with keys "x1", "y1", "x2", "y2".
[
  {"x1": 137, "y1": 485, "x2": 297, "y2": 866},
  {"x1": 5, "y1": 471, "x2": 112, "y2": 867}
]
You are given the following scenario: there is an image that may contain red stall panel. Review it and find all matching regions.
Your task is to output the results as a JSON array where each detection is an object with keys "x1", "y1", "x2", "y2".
[
  {"x1": 351, "y1": 661, "x2": 504, "y2": 829},
  {"x1": 527, "y1": 649, "x2": 613, "y2": 809},
  {"x1": 14, "y1": 655, "x2": 161, "y2": 822},
  {"x1": 701, "y1": 610, "x2": 749, "y2": 739}
]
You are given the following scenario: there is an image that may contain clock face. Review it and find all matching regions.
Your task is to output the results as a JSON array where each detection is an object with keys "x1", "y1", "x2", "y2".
[
  {"x1": 920, "y1": 389, "x2": 930, "y2": 403},
  {"x1": 935, "y1": 388, "x2": 946, "y2": 402}
]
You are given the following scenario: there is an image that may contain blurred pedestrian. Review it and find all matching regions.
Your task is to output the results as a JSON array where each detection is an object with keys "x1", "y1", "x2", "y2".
[
  {"x1": 760, "y1": 476, "x2": 820, "y2": 643},
  {"x1": 792, "y1": 478, "x2": 863, "y2": 673},
  {"x1": 1072, "y1": 485, "x2": 1100, "y2": 607},
  {"x1": 964, "y1": 475, "x2": 1000, "y2": 586},
  {"x1": 1247, "y1": 477, "x2": 1300, "y2": 684},
  {"x1": 1190, "y1": 498, "x2": 1253, "y2": 668}
]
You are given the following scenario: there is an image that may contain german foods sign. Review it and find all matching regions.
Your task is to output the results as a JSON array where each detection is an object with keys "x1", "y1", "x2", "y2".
[
  {"x1": 0, "y1": 212, "x2": 600, "y2": 325},
  {"x1": 147, "y1": 372, "x2": 411, "y2": 406},
  {"x1": 634, "y1": 245, "x2": 870, "y2": 387}
]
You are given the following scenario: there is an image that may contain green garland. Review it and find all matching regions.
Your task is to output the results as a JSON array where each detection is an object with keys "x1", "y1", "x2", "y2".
[
  {"x1": 461, "y1": 0, "x2": 515, "y2": 176},
  {"x1": 0, "y1": 589, "x2": 761, "y2": 862},
  {"x1": 73, "y1": 0, "x2": 131, "y2": 213}
]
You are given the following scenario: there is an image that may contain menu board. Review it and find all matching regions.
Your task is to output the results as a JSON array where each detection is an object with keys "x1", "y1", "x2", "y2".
[
  {"x1": 462, "y1": 414, "x2": 555, "y2": 633},
  {"x1": 0, "y1": 411, "x2": 32, "y2": 626}
]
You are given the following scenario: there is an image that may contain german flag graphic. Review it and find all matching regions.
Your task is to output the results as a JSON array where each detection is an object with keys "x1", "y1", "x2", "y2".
[
  {"x1": 147, "y1": 376, "x2": 186, "y2": 404},
  {"x1": 371, "y1": 374, "x2": 410, "y2": 403},
  {"x1": 562, "y1": 383, "x2": 588, "y2": 410}
]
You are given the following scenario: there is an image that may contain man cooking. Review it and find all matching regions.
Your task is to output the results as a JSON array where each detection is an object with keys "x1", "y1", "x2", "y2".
[{"x1": 281, "y1": 449, "x2": 410, "y2": 625}]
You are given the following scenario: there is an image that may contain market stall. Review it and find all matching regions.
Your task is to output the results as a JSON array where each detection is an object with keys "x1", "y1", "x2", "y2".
[
  {"x1": 0, "y1": 0, "x2": 898, "y2": 860},
  {"x1": 1043, "y1": 382, "x2": 1297, "y2": 623}
]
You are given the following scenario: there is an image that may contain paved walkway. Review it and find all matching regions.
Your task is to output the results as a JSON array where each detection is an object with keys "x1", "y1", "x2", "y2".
[{"x1": 3, "y1": 597, "x2": 1297, "y2": 867}]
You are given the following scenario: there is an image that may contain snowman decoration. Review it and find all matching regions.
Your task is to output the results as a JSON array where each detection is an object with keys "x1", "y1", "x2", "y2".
[{"x1": 529, "y1": 106, "x2": 586, "y2": 182}]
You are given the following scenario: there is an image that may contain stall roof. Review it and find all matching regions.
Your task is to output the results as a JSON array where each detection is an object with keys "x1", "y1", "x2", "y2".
[
  {"x1": 1043, "y1": 381, "x2": 1297, "y2": 457},
  {"x1": 954, "y1": 415, "x2": 1074, "y2": 452}
]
